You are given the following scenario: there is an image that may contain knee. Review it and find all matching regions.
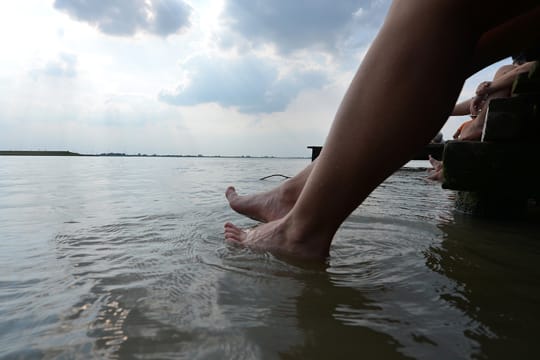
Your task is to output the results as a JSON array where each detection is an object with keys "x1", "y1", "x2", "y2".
[{"x1": 493, "y1": 64, "x2": 514, "y2": 80}]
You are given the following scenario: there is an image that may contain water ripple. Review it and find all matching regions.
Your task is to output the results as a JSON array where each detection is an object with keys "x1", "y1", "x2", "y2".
[{"x1": 3, "y1": 157, "x2": 540, "y2": 359}]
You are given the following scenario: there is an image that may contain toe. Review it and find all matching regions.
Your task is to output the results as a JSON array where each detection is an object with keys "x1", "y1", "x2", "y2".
[
  {"x1": 225, "y1": 186, "x2": 237, "y2": 200},
  {"x1": 224, "y1": 222, "x2": 246, "y2": 243}
]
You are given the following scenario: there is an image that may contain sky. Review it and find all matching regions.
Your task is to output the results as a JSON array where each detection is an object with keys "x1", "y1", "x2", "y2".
[{"x1": 0, "y1": 0, "x2": 510, "y2": 157}]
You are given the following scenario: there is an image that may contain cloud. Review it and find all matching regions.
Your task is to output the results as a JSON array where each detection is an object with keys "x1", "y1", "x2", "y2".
[
  {"x1": 53, "y1": 0, "x2": 192, "y2": 37},
  {"x1": 159, "y1": 55, "x2": 328, "y2": 113},
  {"x1": 218, "y1": 0, "x2": 390, "y2": 54},
  {"x1": 31, "y1": 52, "x2": 78, "y2": 78}
]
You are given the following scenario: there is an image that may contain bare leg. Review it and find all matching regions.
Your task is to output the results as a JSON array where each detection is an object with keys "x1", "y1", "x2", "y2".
[
  {"x1": 459, "y1": 64, "x2": 515, "y2": 140},
  {"x1": 225, "y1": 0, "x2": 540, "y2": 259},
  {"x1": 226, "y1": 161, "x2": 314, "y2": 222},
  {"x1": 457, "y1": 113, "x2": 485, "y2": 140}
]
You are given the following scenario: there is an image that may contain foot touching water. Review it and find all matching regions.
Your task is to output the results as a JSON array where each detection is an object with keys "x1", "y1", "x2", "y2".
[{"x1": 224, "y1": 219, "x2": 330, "y2": 260}]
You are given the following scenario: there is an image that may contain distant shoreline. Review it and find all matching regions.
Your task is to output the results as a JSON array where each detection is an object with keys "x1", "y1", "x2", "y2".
[
  {"x1": 0, "y1": 150, "x2": 308, "y2": 159},
  {"x1": 0, "y1": 150, "x2": 81, "y2": 156}
]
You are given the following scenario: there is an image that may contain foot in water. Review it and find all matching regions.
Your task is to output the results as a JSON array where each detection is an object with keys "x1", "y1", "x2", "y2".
[
  {"x1": 224, "y1": 219, "x2": 330, "y2": 260},
  {"x1": 427, "y1": 155, "x2": 444, "y2": 182},
  {"x1": 225, "y1": 185, "x2": 296, "y2": 223}
]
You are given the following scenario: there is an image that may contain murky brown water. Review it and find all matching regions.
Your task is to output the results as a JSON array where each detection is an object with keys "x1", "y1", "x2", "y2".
[{"x1": 1, "y1": 156, "x2": 539, "y2": 359}]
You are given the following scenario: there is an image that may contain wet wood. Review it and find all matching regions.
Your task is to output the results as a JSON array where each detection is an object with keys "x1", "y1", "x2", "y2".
[{"x1": 441, "y1": 141, "x2": 539, "y2": 193}]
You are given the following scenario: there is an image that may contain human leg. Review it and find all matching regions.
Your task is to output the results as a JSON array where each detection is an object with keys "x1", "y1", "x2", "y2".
[
  {"x1": 458, "y1": 64, "x2": 517, "y2": 140},
  {"x1": 225, "y1": 1, "x2": 540, "y2": 259}
]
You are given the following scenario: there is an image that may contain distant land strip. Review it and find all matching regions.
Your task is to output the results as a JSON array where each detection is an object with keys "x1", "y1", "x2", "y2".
[
  {"x1": 0, "y1": 150, "x2": 81, "y2": 156},
  {"x1": 0, "y1": 150, "x2": 308, "y2": 159}
]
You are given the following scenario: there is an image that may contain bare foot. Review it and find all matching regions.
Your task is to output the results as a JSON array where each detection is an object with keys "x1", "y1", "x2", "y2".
[
  {"x1": 427, "y1": 155, "x2": 444, "y2": 182},
  {"x1": 427, "y1": 168, "x2": 444, "y2": 182},
  {"x1": 225, "y1": 186, "x2": 296, "y2": 223},
  {"x1": 223, "y1": 220, "x2": 330, "y2": 260},
  {"x1": 428, "y1": 155, "x2": 442, "y2": 171}
]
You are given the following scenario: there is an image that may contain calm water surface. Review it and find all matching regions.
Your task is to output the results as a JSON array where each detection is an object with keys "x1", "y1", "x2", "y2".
[{"x1": 1, "y1": 156, "x2": 539, "y2": 359}]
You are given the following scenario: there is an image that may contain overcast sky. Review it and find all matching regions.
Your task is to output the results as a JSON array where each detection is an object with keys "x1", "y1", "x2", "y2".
[{"x1": 0, "y1": 0, "x2": 508, "y2": 157}]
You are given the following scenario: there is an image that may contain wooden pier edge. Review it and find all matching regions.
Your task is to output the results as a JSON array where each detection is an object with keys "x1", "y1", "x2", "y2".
[
  {"x1": 441, "y1": 60, "x2": 540, "y2": 217},
  {"x1": 307, "y1": 143, "x2": 444, "y2": 162}
]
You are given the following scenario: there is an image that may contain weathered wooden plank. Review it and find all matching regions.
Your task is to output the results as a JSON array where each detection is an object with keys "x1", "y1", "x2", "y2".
[
  {"x1": 441, "y1": 141, "x2": 540, "y2": 193},
  {"x1": 482, "y1": 97, "x2": 538, "y2": 142}
]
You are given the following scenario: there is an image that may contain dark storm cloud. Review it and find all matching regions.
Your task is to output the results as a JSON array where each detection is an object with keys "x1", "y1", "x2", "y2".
[
  {"x1": 219, "y1": 0, "x2": 390, "y2": 54},
  {"x1": 53, "y1": 0, "x2": 192, "y2": 37},
  {"x1": 159, "y1": 55, "x2": 327, "y2": 113}
]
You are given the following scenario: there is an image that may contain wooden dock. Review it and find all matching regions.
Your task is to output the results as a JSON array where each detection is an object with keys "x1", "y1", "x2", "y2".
[
  {"x1": 307, "y1": 143, "x2": 444, "y2": 162},
  {"x1": 441, "y1": 61, "x2": 540, "y2": 216}
]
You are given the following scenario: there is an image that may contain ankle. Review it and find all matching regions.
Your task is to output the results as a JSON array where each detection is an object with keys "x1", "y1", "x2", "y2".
[
  {"x1": 281, "y1": 214, "x2": 333, "y2": 258},
  {"x1": 279, "y1": 180, "x2": 301, "y2": 205}
]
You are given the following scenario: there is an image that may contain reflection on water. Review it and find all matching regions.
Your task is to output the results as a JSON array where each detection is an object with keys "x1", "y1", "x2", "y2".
[
  {"x1": 428, "y1": 217, "x2": 540, "y2": 359},
  {"x1": 1, "y1": 157, "x2": 539, "y2": 359}
]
